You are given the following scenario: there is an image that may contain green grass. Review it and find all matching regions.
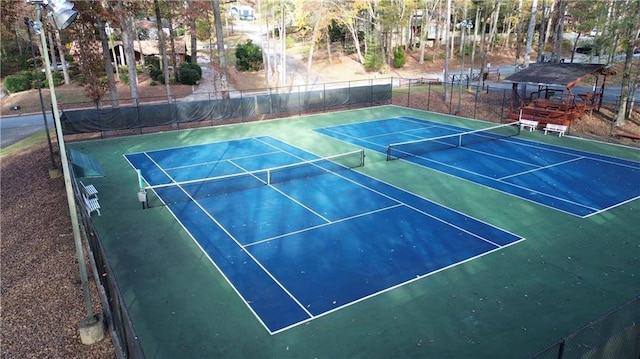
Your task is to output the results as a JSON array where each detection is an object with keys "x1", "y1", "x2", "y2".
[{"x1": 0, "y1": 130, "x2": 53, "y2": 158}]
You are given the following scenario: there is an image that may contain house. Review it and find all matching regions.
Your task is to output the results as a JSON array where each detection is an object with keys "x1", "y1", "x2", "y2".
[{"x1": 70, "y1": 38, "x2": 188, "y2": 68}]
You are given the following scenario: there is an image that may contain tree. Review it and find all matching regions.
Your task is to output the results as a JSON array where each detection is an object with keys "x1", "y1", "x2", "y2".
[
  {"x1": 153, "y1": 0, "x2": 172, "y2": 101},
  {"x1": 71, "y1": 19, "x2": 109, "y2": 105},
  {"x1": 613, "y1": 0, "x2": 640, "y2": 125},
  {"x1": 235, "y1": 40, "x2": 263, "y2": 71},
  {"x1": 302, "y1": 0, "x2": 326, "y2": 84},
  {"x1": 211, "y1": 0, "x2": 230, "y2": 97},
  {"x1": 68, "y1": 1, "x2": 116, "y2": 107},
  {"x1": 185, "y1": 0, "x2": 198, "y2": 62},
  {"x1": 329, "y1": 0, "x2": 367, "y2": 64},
  {"x1": 96, "y1": 15, "x2": 119, "y2": 107},
  {"x1": 418, "y1": 0, "x2": 441, "y2": 65},
  {"x1": 114, "y1": 0, "x2": 140, "y2": 103},
  {"x1": 523, "y1": 0, "x2": 537, "y2": 68}
]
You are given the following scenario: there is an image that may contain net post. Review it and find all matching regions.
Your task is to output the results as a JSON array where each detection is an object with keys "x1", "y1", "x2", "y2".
[{"x1": 137, "y1": 169, "x2": 147, "y2": 209}]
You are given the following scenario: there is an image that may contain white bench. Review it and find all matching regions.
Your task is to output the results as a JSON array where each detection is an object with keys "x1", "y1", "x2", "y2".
[
  {"x1": 79, "y1": 181, "x2": 98, "y2": 199},
  {"x1": 519, "y1": 119, "x2": 539, "y2": 131},
  {"x1": 82, "y1": 193, "x2": 101, "y2": 216},
  {"x1": 543, "y1": 123, "x2": 568, "y2": 137}
]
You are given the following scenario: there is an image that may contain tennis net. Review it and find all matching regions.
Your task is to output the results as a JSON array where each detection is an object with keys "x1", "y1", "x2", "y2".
[
  {"x1": 141, "y1": 149, "x2": 365, "y2": 205},
  {"x1": 386, "y1": 122, "x2": 520, "y2": 161}
]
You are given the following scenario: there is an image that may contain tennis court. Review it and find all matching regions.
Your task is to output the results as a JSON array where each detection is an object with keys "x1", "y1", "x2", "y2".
[
  {"x1": 315, "y1": 116, "x2": 640, "y2": 217},
  {"x1": 125, "y1": 136, "x2": 523, "y2": 333},
  {"x1": 74, "y1": 105, "x2": 640, "y2": 358}
]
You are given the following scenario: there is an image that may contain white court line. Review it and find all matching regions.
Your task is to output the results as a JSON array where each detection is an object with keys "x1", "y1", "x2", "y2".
[
  {"x1": 244, "y1": 204, "x2": 404, "y2": 248},
  {"x1": 166, "y1": 150, "x2": 282, "y2": 171},
  {"x1": 395, "y1": 143, "x2": 600, "y2": 217},
  {"x1": 138, "y1": 136, "x2": 528, "y2": 335},
  {"x1": 498, "y1": 156, "x2": 585, "y2": 180}
]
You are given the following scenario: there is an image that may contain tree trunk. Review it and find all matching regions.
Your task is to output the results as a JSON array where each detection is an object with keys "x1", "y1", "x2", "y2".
[
  {"x1": 187, "y1": 0, "x2": 197, "y2": 62},
  {"x1": 96, "y1": 17, "x2": 119, "y2": 107},
  {"x1": 444, "y1": 0, "x2": 451, "y2": 104},
  {"x1": 53, "y1": 30, "x2": 71, "y2": 85},
  {"x1": 614, "y1": 0, "x2": 640, "y2": 125},
  {"x1": 306, "y1": 1, "x2": 323, "y2": 86},
  {"x1": 418, "y1": 2, "x2": 428, "y2": 64},
  {"x1": 488, "y1": 1, "x2": 501, "y2": 53},
  {"x1": 515, "y1": 0, "x2": 524, "y2": 65},
  {"x1": 47, "y1": 31, "x2": 57, "y2": 70},
  {"x1": 523, "y1": 0, "x2": 538, "y2": 68},
  {"x1": 212, "y1": 0, "x2": 230, "y2": 97},
  {"x1": 345, "y1": 21, "x2": 364, "y2": 64},
  {"x1": 167, "y1": 6, "x2": 176, "y2": 66},
  {"x1": 280, "y1": 0, "x2": 286, "y2": 87},
  {"x1": 117, "y1": 0, "x2": 139, "y2": 103},
  {"x1": 154, "y1": 0, "x2": 172, "y2": 101},
  {"x1": 544, "y1": 0, "x2": 556, "y2": 45}
]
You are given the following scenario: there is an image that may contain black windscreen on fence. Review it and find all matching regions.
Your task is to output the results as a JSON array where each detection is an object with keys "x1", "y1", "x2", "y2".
[{"x1": 60, "y1": 83, "x2": 392, "y2": 134}]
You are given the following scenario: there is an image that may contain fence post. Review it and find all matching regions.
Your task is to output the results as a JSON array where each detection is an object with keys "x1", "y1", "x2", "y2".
[
  {"x1": 427, "y1": 82, "x2": 431, "y2": 111},
  {"x1": 449, "y1": 76, "x2": 455, "y2": 114},
  {"x1": 557, "y1": 340, "x2": 565, "y2": 359},
  {"x1": 501, "y1": 89, "x2": 506, "y2": 122},
  {"x1": 136, "y1": 100, "x2": 142, "y2": 135},
  {"x1": 474, "y1": 85, "x2": 479, "y2": 119},
  {"x1": 407, "y1": 77, "x2": 411, "y2": 107},
  {"x1": 298, "y1": 84, "x2": 302, "y2": 117},
  {"x1": 370, "y1": 78, "x2": 373, "y2": 107}
]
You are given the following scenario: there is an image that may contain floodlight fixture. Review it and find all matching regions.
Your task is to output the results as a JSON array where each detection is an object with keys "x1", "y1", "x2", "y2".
[{"x1": 26, "y1": 0, "x2": 78, "y2": 30}]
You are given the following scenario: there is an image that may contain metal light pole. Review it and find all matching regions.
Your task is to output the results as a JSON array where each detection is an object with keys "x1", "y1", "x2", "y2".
[
  {"x1": 28, "y1": 0, "x2": 104, "y2": 345},
  {"x1": 456, "y1": 19, "x2": 473, "y2": 113},
  {"x1": 24, "y1": 17, "x2": 59, "y2": 176},
  {"x1": 469, "y1": 6, "x2": 481, "y2": 85}
]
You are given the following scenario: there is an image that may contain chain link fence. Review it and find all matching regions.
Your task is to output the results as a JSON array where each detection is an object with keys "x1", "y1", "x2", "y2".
[{"x1": 527, "y1": 295, "x2": 640, "y2": 359}]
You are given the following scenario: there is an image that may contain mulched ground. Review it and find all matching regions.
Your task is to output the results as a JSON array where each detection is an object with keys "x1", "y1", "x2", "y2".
[{"x1": 1, "y1": 143, "x2": 115, "y2": 358}]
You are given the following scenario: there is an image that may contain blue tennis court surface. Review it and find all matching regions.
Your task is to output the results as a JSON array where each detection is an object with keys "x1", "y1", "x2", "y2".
[
  {"x1": 125, "y1": 136, "x2": 523, "y2": 334},
  {"x1": 315, "y1": 117, "x2": 640, "y2": 217}
]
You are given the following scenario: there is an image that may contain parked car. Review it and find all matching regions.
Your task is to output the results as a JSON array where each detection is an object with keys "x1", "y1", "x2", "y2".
[
  {"x1": 41, "y1": 62, "x2": 68, "y2": 72},
  {"x1": 575, "y1": 45, "x2": 600, "y2": 56}
]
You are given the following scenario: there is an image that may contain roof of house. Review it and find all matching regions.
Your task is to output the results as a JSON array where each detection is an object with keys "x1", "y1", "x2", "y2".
[
  {"x1": 70, "y1": 38, "x2": 187, "y2": 57},
  {"x1": 126, "y1": 39, "x2": 187, "y2": 56},
  {"x1": 503, "y1": 63, "x2": 605, "y2": 89}
]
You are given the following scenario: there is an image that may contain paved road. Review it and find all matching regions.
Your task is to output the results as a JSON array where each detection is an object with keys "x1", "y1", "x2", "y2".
[{"x1": 0, "y1": 112, "x2": 54, "y2": 149}]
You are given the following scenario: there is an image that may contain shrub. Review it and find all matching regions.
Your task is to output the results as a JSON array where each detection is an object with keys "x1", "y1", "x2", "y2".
[
  {"x1": 149, "y1": 67, "x2": 164, "y2": 82},
  {"x1": 235, "y1": 40, "x2": 263, "y2": 71},
  {"x1": 392, "y1": 46, "x2": 406, "y2": 68},
  {"x1": 285, "y1": 36, "x2": 295, "y2": 49},
  {"x1": 41, "y1": 71, "x2": 64, "y2": 88},
  {"x1": 364, "y1": 42, "x2": 384, "y2": 72},
  {"x1": 180, "y1": 62, "x2": 202, "y2": 78},
  {"x1": 3, "y1": 71, "x2": 33, "y2": 93},
  {"x1": 119, "y1": 72, "x2": 129, "y2": 84},
  {"x1": 179, "y1": 67, "x2": 200, "y2": 85},
  {"x1": 145, "y1": 56, "x2": 160, "y2": 69}
]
